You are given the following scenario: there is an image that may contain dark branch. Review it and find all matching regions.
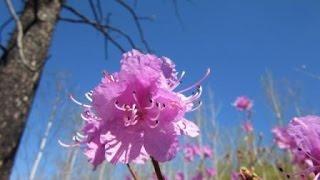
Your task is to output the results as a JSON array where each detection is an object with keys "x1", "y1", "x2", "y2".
[
  {"x1": 116, "y1": 0, "x2": 152, "y2": 52},
  {"x1": 58, "y1": 16, "x2": 137, "y2": 50},
  {"x1": 62, "y1": 4, "x2": 126, "y2": 53},
  {"x1": 96, "y1": 0, "x2": 103, "y2": 22},
  {"x1": 104, "y1": 13, "x2": 111, "y2": 59},
  {"x1": 172, "y1": 0, "x2": 184, "y2": 27},
  {"x1": 88, "y1": 0, "x2": 100, "y2": 23}
]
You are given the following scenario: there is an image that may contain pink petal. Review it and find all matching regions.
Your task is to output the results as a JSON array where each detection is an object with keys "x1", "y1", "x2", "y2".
[
  {"x1": 144, "y1": 123, "x2": 179, "y2": 162},
  {"x1": 175, "y1": 118, "x2": 200, "y2": 137}
]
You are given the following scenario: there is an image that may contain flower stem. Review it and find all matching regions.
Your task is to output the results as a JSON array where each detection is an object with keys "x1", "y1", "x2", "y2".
[
  {"x1": 151, "y1": 157, "x2": 164, "y2": 180},
  {"x1": 126, "y1": 164, "x2": 138, "y2": 180}
]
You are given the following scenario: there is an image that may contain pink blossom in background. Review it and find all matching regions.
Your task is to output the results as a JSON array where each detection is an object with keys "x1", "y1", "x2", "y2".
[
  {"x1": 201, "y1": 145, "x2": 213, "y2": 159},
  {"x1": 191, "y1": 171, "x2": 203, "y2": 180},
  {"x1": 242, "y1": 121, "x2": 253, "y2": 133},
  {"x1": 183, "y1": 144, "x2": 196, "y2": 162},
  {"x1": 175, "y1": 171, "x2": 185, "y2": 180},
  {"x1": 183, "y1": 144, "x2": 213, "y2": 162},
  {"x1": 231, "y1": 171, "x2": 240, "y2": 180},
  {"x1": 206, "y1": 167, "x2": 217, "y2": 177},
  {"x1": 233, "y1": 96, "x2": 253, "y2": 111},
  {"x1": 62, "y1": 49, "x2": 210, "y2": 168}
]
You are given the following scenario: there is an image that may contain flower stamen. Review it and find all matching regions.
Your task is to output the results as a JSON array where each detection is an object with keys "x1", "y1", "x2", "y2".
[
  {"x1": 178, "y1": 68, "x2": 210, "y2": 93},
  {"x1": 114, "y1": 101, "x2": 127, "y2": 111},
  {"x1": 70, "y1": 94, "x2": 91, "y2": 108},
  {"x1": 189, "y1": 101, "x2": 202, "y2": 111}
]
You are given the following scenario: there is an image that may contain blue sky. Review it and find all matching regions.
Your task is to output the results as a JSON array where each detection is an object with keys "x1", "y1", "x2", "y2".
[{"x1": 2, "y1": 0, "x2": 320, "y2": 178}]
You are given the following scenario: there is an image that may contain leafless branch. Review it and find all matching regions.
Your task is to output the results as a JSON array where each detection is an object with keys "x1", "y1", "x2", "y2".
[
  {"x1": 88, "y1": 0, "x2": 100, "y2": 23},
  {"x1": 138, "y1": 15, "x2": 156, "y2": 22},
  {"x1": 172, "y1": 0, "x2": 185, "y2": 27},
  {"x1": 59, "y1": 17, "x2": 137, "y2": 50},
  {"x1": 62, "y1": 4, "x2": 126, "y2": 53},
  {"x1": 96, "y1": 0, "x2": 103, "y2": 22},
  {"x1": 104, "y1": 13, "x2": 111, "y2": 59},
  {"x1": 116, "y1": 0, "x2": 152, "y2": 52}
]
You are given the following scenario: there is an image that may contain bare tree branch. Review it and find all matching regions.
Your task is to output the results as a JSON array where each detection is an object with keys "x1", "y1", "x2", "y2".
[
  {"x1": 104, "y1": 13, "x2": 111, "y2": 59},
  {"x1": 172, "y1": 0, "x2": 185, "y2": 27},
  {"x1": 62, "y1": 4, "x2": 126, "y2": 53},
  {"x1": 88, "y1": 0, "x2": 100, "y2": 23},
  {"x1": 59, "y1": 17, "x2": 137, "y2": 50},
  {"x1": 96, "y1": 0, "x2": 103, "y2": 22},
  {"x1": 116, "y1": 0, "x2": 152, "y2": 52}
]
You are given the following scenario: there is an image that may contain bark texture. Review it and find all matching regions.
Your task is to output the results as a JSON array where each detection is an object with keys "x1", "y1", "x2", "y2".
[{"x1": 0, "y1": 0, "x2": 62, "y2": 178}]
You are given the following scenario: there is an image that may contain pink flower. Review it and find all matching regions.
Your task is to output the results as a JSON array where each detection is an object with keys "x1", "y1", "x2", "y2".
[
  {"x1": 233, "y1": 96, "x2": 253, "y2": 111},
  {"x1": 201, "y1": 146, "x2": 213, "y2": 159},
  {"x1": 231, "y1": 171, "x2": 240, "y2": 180},
  {"x1": 272, "y1": 126, "x2": 294, "y2": 149},
  {"x1": 63, "y1": 50, "x2": 210, "y2": 168},
  {"x1": 272, "y1": 125, "x2": 307, "y2": 165},
  {"x1": 193, "y1": 145, "x2": 212, "y2": 159},
  {"x1": 125, "y1": 175, "x2": 133, "y2": 180},
  {"x1": 242, "y1": 121, "x2": 253, "y2": 133},
  {"x1": 175, "y1": 171, "x2": 185, "y2": 180},
  {"x1": 286, "y1": 116, "x2": 320, "y2": 176},
  {"x1": 205, "y1": 167, "x2": 217, "y2": 177},
  {"x1": 183, "y1": 144, "x2": 213, "y2": 162},
  {"x1": 183, "y1": 144, "x2": 196, "y2": 162},
  {"x1": 192, "y1": 171, "x2": 203, "y2": 180}
]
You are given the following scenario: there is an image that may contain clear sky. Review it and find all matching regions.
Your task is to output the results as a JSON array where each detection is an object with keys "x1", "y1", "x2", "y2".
[{"x1": 2, "y1": 0, "x2": 320, "y2": 178}]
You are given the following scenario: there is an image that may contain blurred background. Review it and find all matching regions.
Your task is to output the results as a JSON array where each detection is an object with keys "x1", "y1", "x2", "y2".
[{"x1": 1, "y1": 0, "x2": 320, "y2": 179}]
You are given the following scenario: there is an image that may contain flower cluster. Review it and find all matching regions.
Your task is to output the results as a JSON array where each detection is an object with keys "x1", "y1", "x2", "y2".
[
  {"x1": 62, "y1": 50, "x2": 210, "y2": 168},
  {"x1": 273, "y1": 115, "x2": 320, "y2": 178},
  {"x1": 233, "y1": 96, "x2": 254, "y2": 133},
  {"x1": 183, "y1": 144, "x2": 213, "y2": 162},
  {"x1": 181, "y1": 144, "x2": 216, "y2": 179}
]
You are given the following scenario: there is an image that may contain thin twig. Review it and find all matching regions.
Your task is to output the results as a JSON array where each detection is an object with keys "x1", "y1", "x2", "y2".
[
  {"x1": 59, "y1": 17, "x2": 137, "y2": 49},
  {"x1": 96, "y1": 0, "x2": 103, "y2": 22},
  {"x1": 126, "y1": 164, "x2": 138, "y2": 180},
  {"x1": 172, "y1": 0, "x2": 185, "y2": 27},
  {"x1": 104, "y1": 13, "x2": 111, "y2": 59},
  {"x1": 151, "y1": 157, "x2": 164, "y2": 180},
  {"x1": 116, "y1": 0, "x2": 151, "y2": 52},
  {"x1": 5, "y1": 0, "x2": 36, "y2": 71},
  {"x1": 88, "y1": 0, "x2": 100, "y2": 23},
  {"x1": 62, "y1": 4, "x2": 126, "y2": 53}
]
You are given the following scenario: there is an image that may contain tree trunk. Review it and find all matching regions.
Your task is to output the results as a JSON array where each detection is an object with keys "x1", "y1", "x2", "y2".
[{"x1": 0, "y1": 0, "x2": 62, "y2": 178}]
